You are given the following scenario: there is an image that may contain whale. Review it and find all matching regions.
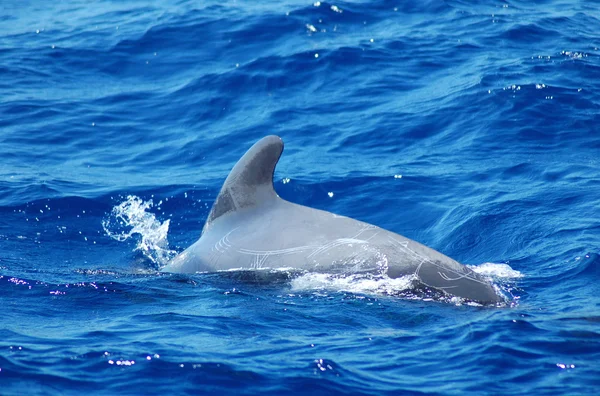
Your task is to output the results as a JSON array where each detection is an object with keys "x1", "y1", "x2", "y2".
[{"x1": 162, "y1": 136, "x2": 502, "y2": 303}]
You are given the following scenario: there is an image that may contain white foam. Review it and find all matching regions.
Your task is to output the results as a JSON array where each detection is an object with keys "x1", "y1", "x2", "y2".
[
  {"x1": 290, "y1": 273, "x2": 415, "y2": 296},
  {"x1": 469, "y1": 262, "x2": 524, "y2": 279},
  {"x1": 289, "y1": 263, "x2": 521, "y2": 305},
  {"x1": 102, "y1": 195, "x2": 176, "y2": 267}
]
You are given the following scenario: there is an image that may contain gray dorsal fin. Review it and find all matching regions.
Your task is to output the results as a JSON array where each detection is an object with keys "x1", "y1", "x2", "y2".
[{"x1": 203, "y1": 135, "x2": 283, "y2": 232}]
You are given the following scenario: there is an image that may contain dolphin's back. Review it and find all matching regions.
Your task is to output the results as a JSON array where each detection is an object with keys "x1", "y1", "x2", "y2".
[{"x1": 163, "y1": 136, "x2": 502, "y2": 304}]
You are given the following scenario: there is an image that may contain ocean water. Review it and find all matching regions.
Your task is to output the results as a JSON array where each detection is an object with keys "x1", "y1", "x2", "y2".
[{"x1": 1, "y1": 0, "x2": 600, "y2": 394}]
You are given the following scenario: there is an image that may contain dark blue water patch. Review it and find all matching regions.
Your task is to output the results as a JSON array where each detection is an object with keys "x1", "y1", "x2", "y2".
[{"x1": 500, "y1": 23, "x2": 561, "y2": 43}]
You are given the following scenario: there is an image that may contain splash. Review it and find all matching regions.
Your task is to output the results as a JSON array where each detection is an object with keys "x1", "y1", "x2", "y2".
[
  {"x1": 102, "y1": 195, "x2": 177, "y2": 268},
  {"x1": 469, "y1": 262, "x2": 524, "y2": 279},
  {"x1": 469, "y1": 262, "x2": 523, "y2": 305},
  {"x1": 289, "y1": 261, "x2": 523, "y2": 305},
  {"x1": 290, "y1": 273, "x2": 415, "y2": 297}
]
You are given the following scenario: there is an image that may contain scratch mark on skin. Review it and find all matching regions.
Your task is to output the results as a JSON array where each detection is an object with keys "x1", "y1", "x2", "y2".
[
  {"x1": 212, "y1": 227, "x2": 239, "y2": 253},
  {"x1": 390, "y1": 236, "x2": 488, "y2": 287},
  {"x1": 438, "y1": 271, "x2": 472, "y2": 282},
  {"x1": 387, "y1": 236, "x2": 409, "y2": 248},
  {"x1": 307, "y1": 225, "x2": 375, "y2": 259},
  {"x1": 364, "y1": 230, "x2": 380, "y2": 242},
  {"x1": 233, "y1": 224, "x2": 380, "y2": 270},
  {"x1": 388, "y1": 236, "x2": 428, "y2": 263},
  {"x1": 248, "y1": 251, "x2": 272, "y2": 269},
  {"x1": 209, "y1": 227, "x2": 241, "y2": 267},
  {"x1": 239, "y1": 245, "x2": 317, "y2": 256},
  {"x1": 307, "y1": 238, "x2": 366, "y2": 259},
  {"x1": 355, "y1": 223, "x2": 380, "y2": 242},
  {"x1": 434, "y1": 284, "x2": 459, "y2": 290},
  {"x1": 208, "y1": 247, "x2": 221, "y2": 268},
  {"x1": 357, "y1": 223, "x2": 378, "y2": 236},
  {"x1": 223, "y1": 231, "x2": 235, "y2": 249},
  {"x1": 257, "y1": 252, "x2": 270, "y2": 269},
  {"x1": 251, "y1": 253, "x2": 259, "y2": 269},
  {"x1": 237, "y1": 225, "x2": 378, "y2": 259}
]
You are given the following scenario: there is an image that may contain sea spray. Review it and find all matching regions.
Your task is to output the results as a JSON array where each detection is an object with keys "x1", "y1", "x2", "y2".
[
  {"x1": 102, "y1": 195, "x2": 177, "y2": 268},
  {"x1": 290, "y1": 262, "x2": 522, "y2": 305}
]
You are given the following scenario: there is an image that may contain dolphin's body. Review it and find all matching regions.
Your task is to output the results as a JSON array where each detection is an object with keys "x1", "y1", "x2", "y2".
[{"x1": 162, "y1": 136, "x2": 501, "y2": 303}]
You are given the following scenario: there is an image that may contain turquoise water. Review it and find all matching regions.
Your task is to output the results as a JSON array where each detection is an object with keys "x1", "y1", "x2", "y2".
[{"x1": 1, "y1": 1, "x2": 600, "y2": 394}]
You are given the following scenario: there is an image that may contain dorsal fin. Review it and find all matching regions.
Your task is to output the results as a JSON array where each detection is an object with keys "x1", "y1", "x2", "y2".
[{"x1": 203, "y1": 135, "x2": 283, "y2": 233}]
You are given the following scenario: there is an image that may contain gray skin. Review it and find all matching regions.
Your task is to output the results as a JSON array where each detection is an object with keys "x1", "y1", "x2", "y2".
[{"x1": 162, "y1": 135, "x2": 502, "y2": 303}]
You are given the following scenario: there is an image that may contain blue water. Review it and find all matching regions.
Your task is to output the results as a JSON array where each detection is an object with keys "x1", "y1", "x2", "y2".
[{"x1": 2, "y1": 0, "x2": 600, "y2": 394}]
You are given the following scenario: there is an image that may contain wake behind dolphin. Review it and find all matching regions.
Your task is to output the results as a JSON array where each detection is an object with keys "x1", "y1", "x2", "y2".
[{"x1": 162, "y1": 136, "x2": 502, "y2": 304}]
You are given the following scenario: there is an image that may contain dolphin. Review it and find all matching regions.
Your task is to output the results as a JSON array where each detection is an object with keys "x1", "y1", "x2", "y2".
[{"x1": 162, "y1": 136, "x2": 502, "y2": 303}]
